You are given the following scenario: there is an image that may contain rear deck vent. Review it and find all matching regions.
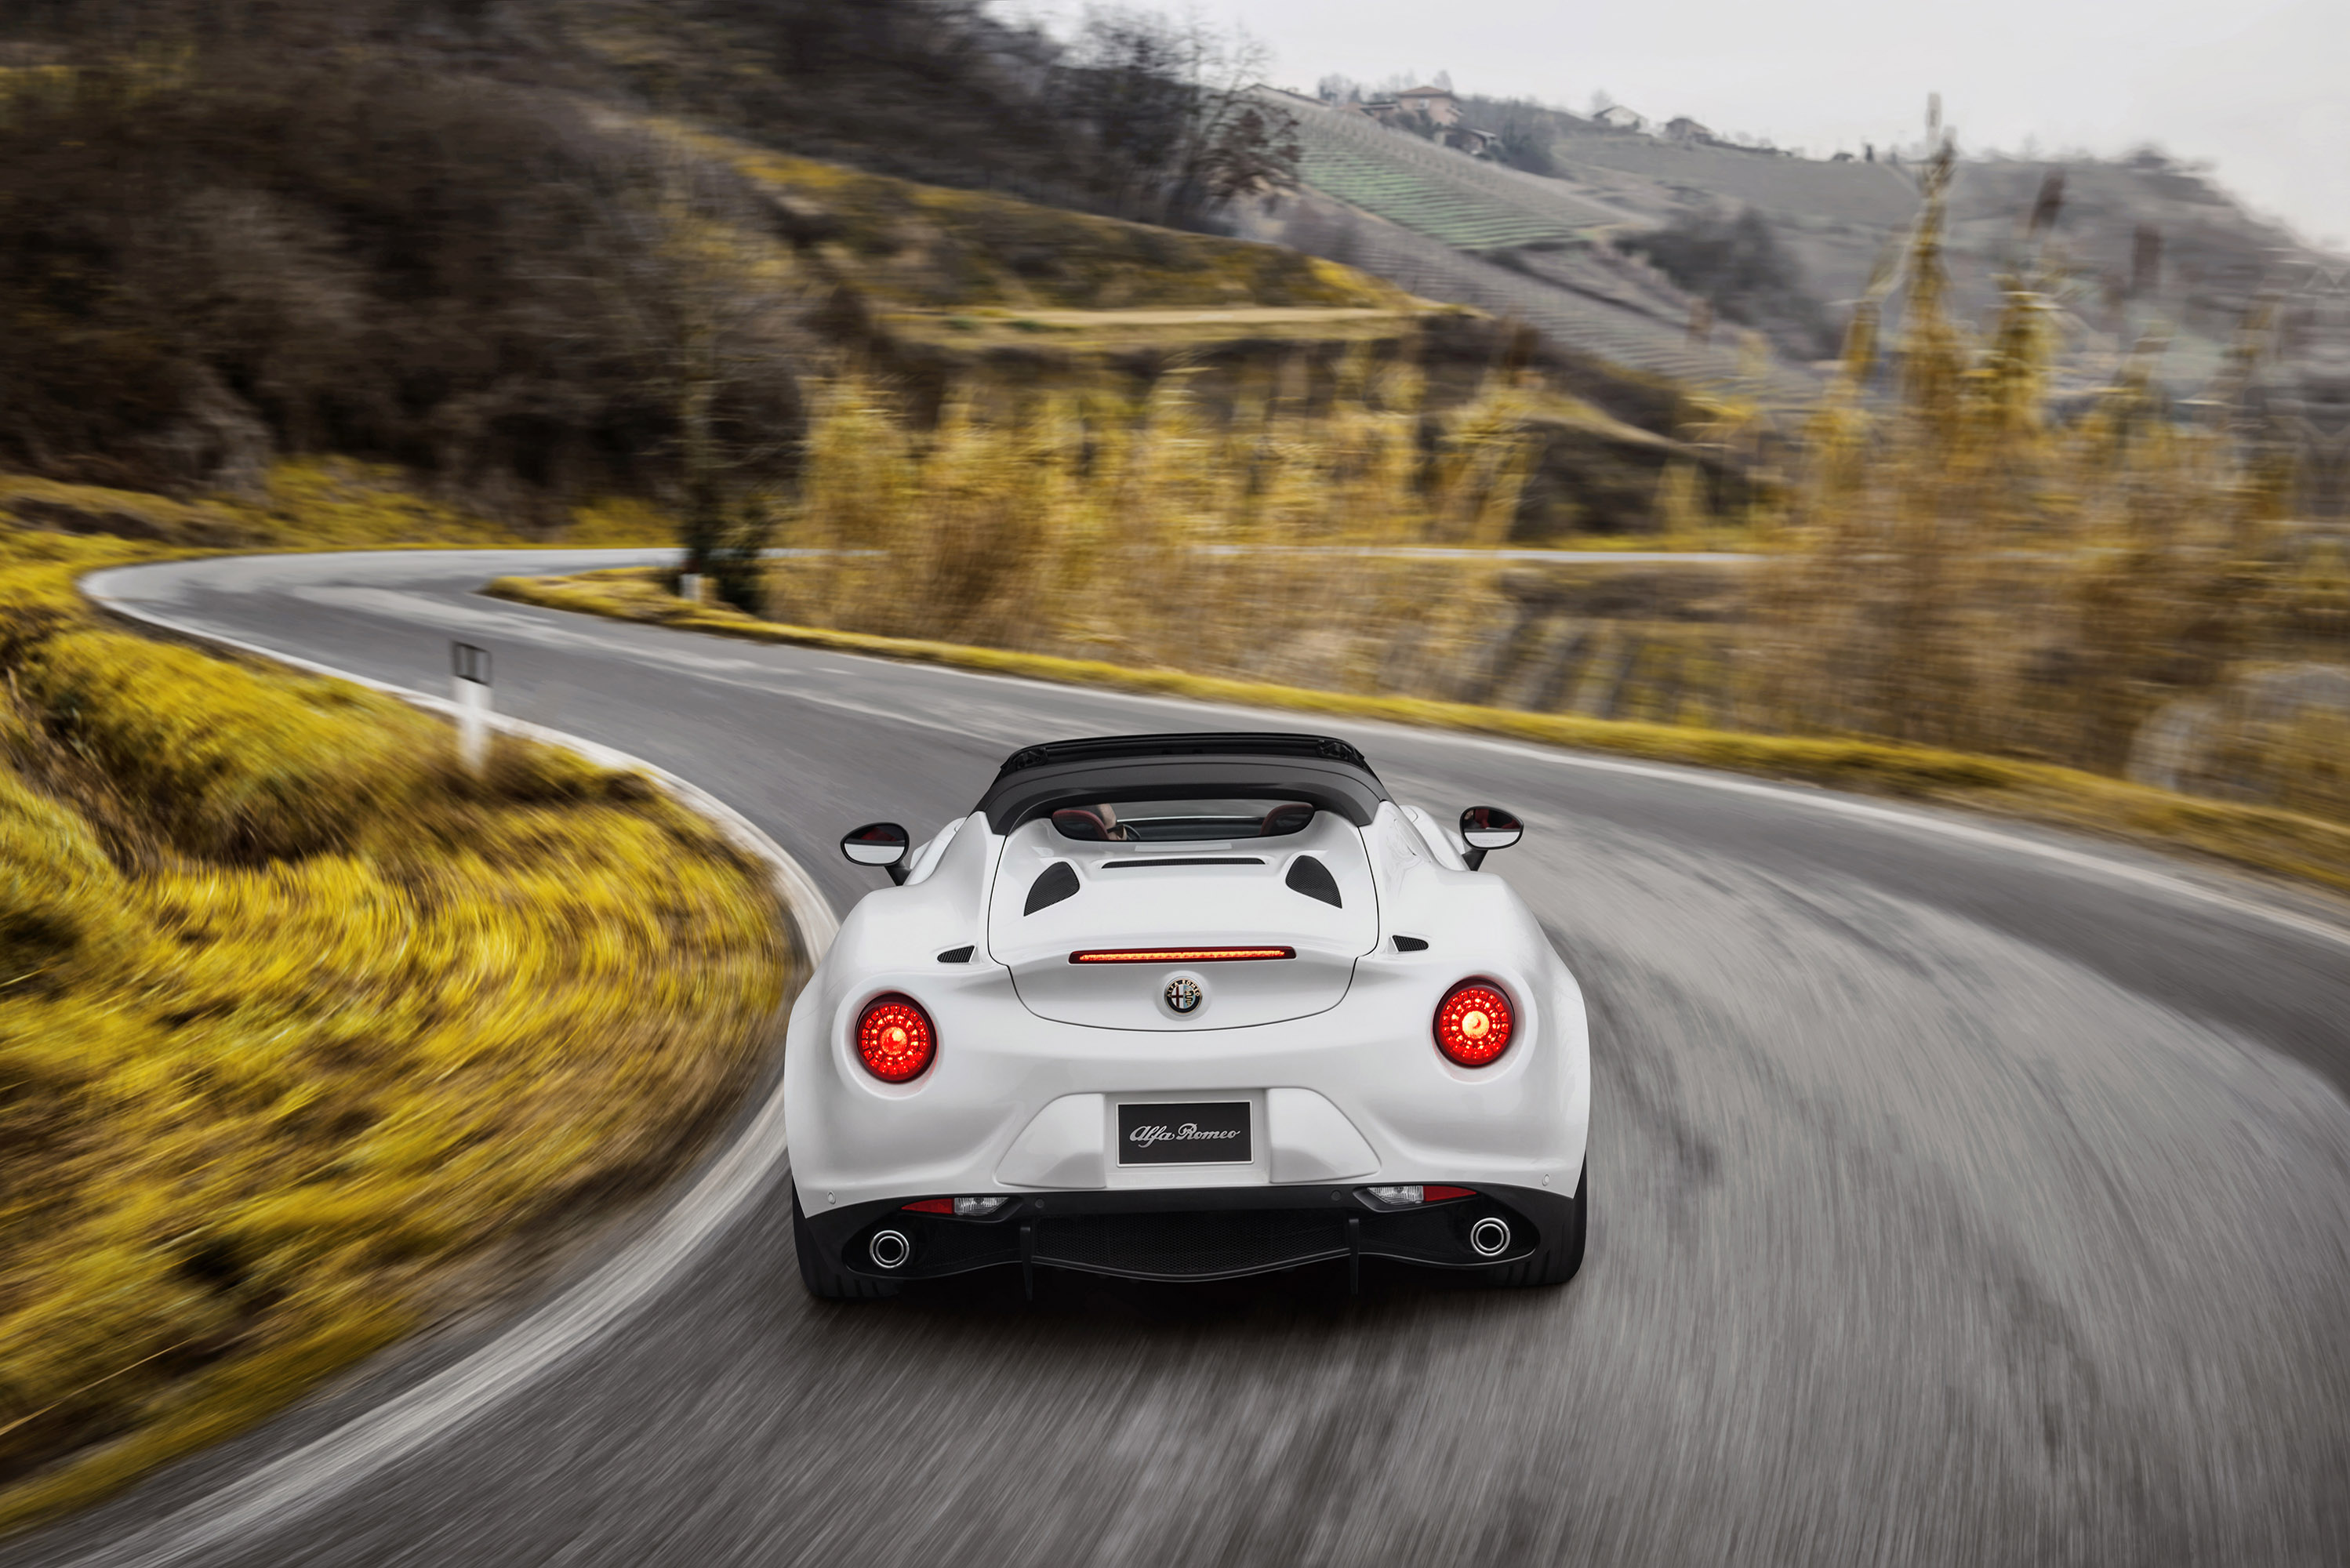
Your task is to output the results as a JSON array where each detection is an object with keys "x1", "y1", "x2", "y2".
[
  {"x1": 1101, "y1": 857, "x2": 1264, "y2": 869},
  {"x1": 1284, "y1": 855, "x2": 1342, "y2": 908},
  {"x1": 1392, "y1": 935, "x2": 1429, "y2": 952},
  {"x1": 936, "y1": 946, "x2": 975, "y2": 964},
  {"x1": 1024, "y1": 862, "x2": 1080, "y2": 915}
]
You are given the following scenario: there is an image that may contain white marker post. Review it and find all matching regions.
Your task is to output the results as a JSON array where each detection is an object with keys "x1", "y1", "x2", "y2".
[
  {"x1": 679, "y1": 572, "x2": 704, "y2": 604},
  {"x1": 452, "y1": 641, "x2": 492, "y2": 775}
]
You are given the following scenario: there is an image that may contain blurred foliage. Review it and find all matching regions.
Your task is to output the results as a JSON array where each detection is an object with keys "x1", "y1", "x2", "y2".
[
  {"x1": 560, "y1": 0, "x2": 1301, "y2": 230},
  {"x1": 496, "y1": 559, "x2": 2350, "y2": 897},
  {"x1": 706, "y1": 134, "x2": 1396, "y2": 314},
  {"x1": 0, "y1": 0, "x2": 1404, "y2": 598},
  {"x1": 0, "y1": 524, "x2": 785, "y2": 1523},
  {"x1": 1484, "y1": 102, "x2": 1561, "y2": 179},
  {"x1": 1616, "y1": 209, "x2": 1841, "y2": 361},
  {"x1": 0, "y1": 463, "x2": 682, "y2": 564},
  {"x1": 674, "y1": 251, "x2": 2345, "y2": 829},
  {"x1": 763, "y1": 354, "x2": 1536, "y2": 695},
  {"x1": 0, "y1": 52, "x2": 810, "y2": 511},
  {"x1": 1751, "y1": 140, "x2": 2348, "y2": 821}
]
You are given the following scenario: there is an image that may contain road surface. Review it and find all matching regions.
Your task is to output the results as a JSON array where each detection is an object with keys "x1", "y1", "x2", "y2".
[{"x1": 21, "y1": 547, "x2": 2350, "y2": 1566}]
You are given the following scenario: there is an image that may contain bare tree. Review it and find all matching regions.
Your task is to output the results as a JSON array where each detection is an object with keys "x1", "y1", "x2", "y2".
[
  {"x1": 1058, "y1": 8, "x2": 1300, "y2": 227},
  {"x1": 543, "y1": 137, "x2": 810, "y2": 604}
]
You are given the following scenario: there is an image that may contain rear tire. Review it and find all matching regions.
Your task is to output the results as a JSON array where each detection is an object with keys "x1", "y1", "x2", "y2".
[
  {"x1": 793, "y1": 1185, "x2": 897, "y2": 1301},
  {"x1": 1487, "y1": 1160, "x2": 1586, "y2": 1287}
]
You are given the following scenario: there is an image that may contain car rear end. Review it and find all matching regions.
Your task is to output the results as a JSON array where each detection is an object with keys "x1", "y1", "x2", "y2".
[{"x1": 785, "y1": 734, "x2": 1590, "y2": 1295}]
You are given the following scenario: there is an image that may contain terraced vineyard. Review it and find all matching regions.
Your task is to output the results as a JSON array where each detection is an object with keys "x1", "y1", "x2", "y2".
[
  {"x1": 1260, "y1": 94, "x2": 1819, "y2": 397},
  {"x1": 1280, "y1": 94, "x2": 1625, "y2": 251}
]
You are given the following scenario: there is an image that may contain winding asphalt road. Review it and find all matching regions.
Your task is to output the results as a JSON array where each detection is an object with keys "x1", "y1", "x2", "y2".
[{"x1": 19, "y1": 548, "x2": 2350, "y2": 1566}]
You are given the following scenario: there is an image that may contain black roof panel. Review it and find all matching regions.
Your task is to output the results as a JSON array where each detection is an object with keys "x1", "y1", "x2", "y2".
[
  {"x1": 976, "y1": 733, "x2": 1387, "y2": 832},
  {"x1": 995, "y1": 732, "x2": 1373, "y2": 776}
]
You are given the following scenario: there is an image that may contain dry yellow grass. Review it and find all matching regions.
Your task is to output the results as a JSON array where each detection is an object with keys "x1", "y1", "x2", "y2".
[
  {"x1": 0, "y1": 519, "x2": 786, "y2": 1532},
  {"x1": 0, "y1": 461, "x2": 676, "y2": 554},
  {"x1": 758, "y1": 362, "x2": 1535, "y2": 696},
  {"x1": 649, "y1": 145, "x2": 2344, "y2": 834},
  {"x1": 1750, "y1": 140, "x2": 2340, "y2": 802},
  {"x1": 491, "y1": 565, "x2": 2350, "y2": 899}
]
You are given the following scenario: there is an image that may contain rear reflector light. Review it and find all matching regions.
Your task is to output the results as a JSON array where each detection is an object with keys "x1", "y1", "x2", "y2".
[
  {"x1": 1364, "y1": 1184, "x2": 1479, "y2": 1207},
  {"x1": 954, "y1": 1196, "x2": 1008, "y2": 1217},
  {"x1": 1070, "y1": 946, "x2": 1295, "y2": 964},
  {"x1": 856, "y1": 993, "x2": 936, "y2": 1082},
  {"x1": 1434, "y1": 981, "x2": 1514, "y2": 1067},
  {"x1": 903, "y1": 1196, "x2": 1009, "y2": 1217}
]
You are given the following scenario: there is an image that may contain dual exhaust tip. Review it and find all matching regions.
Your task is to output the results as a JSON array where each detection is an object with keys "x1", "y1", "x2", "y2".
[{"x1": 872, "y1": 1215, "x2": 1513, "y2": 1271}]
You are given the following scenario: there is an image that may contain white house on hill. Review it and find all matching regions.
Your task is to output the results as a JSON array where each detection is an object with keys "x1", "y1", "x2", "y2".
[
  {"x1": 1593, "y1": 104, "x2": 1648, "y2": 132},
  {"x1": 1394, "y1": 85, "x2": 1462, "y2": 125}
]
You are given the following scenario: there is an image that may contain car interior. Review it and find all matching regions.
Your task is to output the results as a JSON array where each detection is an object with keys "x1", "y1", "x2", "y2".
[{"x1": 1049, "y1": 797, "x2": 1318, "y2": 842}]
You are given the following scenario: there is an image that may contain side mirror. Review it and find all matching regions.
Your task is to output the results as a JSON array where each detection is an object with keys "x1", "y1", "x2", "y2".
[
  {"x1": 1458, "y1": 806, "x2": 1523, "y2": 871},
  {"x1": 841, "y1": 822, "x2": 911, "y2": 884}
]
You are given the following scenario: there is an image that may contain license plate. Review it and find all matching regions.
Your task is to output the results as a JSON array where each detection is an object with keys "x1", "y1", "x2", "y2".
[{"x1": 1117, "y1": 1101, "x2": 1251, "y2": 1165}]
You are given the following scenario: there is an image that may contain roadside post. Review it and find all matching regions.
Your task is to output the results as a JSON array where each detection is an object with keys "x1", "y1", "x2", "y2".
[{"x1": 452, "y1": 641, "x2": 492, "y2": 775}]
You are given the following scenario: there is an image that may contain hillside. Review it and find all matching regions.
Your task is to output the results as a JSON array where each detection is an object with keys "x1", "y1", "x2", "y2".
[
  {"x1": 697, "y1": 133, "x2": 1401, "y2": 314},
  {"x1": 1237, "y1": 92, "x2": 1798, "y2": 395},
  {"x1": 0, "y1": 15, "x2": 1415, "y2": 514},
  {"x1": 4, "y1": 0, "x2": 1751, "y2": 559},
  {"x1": 1245, "y1": 86, "x2": 2339, "y2": 407}
]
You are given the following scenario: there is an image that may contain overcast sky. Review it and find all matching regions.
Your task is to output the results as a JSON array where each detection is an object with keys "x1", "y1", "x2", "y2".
[{"x1": 1014, "y1": 0, "x2": 2348, "y2": 250}]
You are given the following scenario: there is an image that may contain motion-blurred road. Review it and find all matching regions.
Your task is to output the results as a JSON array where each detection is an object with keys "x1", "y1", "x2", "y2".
[{"x1": 27, "y1": 549, "x2": 2350, "y2": 1566}]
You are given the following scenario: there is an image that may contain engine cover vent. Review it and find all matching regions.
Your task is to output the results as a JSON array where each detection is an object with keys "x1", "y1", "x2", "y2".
[
  {"x1": 1284, "y1": 855, "x2": 1342, "y2": 908},
  {"x1": 1024, "y1": 861, "x2": 1080, "y2": 915}
]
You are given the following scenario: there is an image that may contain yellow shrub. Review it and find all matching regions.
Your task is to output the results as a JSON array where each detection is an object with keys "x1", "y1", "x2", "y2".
[
  {"x1": 0, "y1": 518, "x2": 786, "y2": 1525},
  {"x1": 24, "y1": 630, "x2": 434, "y2": 860}
]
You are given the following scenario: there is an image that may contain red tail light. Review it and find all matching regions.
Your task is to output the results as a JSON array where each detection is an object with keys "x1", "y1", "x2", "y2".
[
  {"x1": 1433, "y1": 981, "x2": 1513, "y2": 1067},
  {"x1": 857, "y1": 994, "x2": 936, "y2": 1082},
  {"x1": 903, "y1": 1198, "x2": 954, "y2": 1214}
]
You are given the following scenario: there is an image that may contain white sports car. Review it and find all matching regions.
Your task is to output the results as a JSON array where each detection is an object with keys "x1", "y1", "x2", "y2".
[{"x1": 786, "y1": 732, "x2": 1590, "y2": 1297}]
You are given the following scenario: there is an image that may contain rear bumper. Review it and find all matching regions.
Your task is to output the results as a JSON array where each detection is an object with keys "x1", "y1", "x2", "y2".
[{"x1": 801, "y1": 1181, "x2": 1578, "y2": 1284}]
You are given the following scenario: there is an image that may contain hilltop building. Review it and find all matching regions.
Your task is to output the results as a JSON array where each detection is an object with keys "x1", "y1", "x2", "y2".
[
  {"x1": 1342, "y1": 84, "x2": 1495, "y2": 154},
  {"x1": 1395, "y1": 85, "x2": 1462, "y2": 125},
  {"x1": 1664, "y1": 116, "x2": 1715, "y2": 144},
  {"x1": 1593, "y1": 104, "x2": 1649, "y2": 133},
  {"x1": 1357, "y1": 85, "x2": 1462, "y2": 129}
]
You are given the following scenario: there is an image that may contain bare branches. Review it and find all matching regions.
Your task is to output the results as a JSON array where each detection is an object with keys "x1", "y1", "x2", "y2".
[
  {"x1": 1055, "y1": 7, "x2": 1299, "y2": 227},
  {"x1": 0, "y1": 60, "x2": 809, "y2": 515}
]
